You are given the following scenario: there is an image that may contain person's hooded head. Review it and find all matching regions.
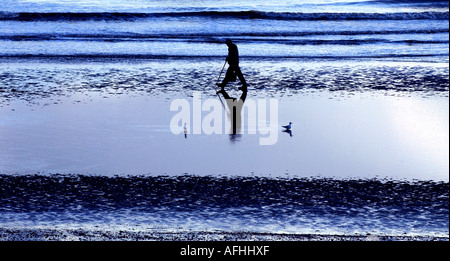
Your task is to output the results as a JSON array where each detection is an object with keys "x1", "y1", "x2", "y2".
[{"x1": 225, "y1": 38, "x2": 232, "y2": 46}]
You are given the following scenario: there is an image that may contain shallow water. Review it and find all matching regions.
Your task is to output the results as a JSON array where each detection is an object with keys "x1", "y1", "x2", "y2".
[
  {"x1": 0, "y1": 61, "x2": 448, "y2": 181},
  {"x1": 1, "y1": 60, "x2": 448, "y2": 238}
]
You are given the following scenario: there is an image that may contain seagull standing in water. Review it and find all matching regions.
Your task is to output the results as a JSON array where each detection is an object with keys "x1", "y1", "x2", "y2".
[{"x1": 282, "y1": 122, "x2": 292, "y2": 130}]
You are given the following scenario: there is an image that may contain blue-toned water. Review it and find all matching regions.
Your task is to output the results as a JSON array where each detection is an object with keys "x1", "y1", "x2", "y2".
[
  {"x1": 0, "y1": 0, "x2": 448, "y2": 62},
  {"x1": 0, "y1": 1, "x2": 448, "y2": 240}
]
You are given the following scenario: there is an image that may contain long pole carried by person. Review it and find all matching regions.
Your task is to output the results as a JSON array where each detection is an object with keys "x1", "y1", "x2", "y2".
[
  {"x1": 216, "y1": 60, "x2": 227, "y2": 86},
  {"x1": 215, "y1": 60, "x2": 227, "y2": 108}
]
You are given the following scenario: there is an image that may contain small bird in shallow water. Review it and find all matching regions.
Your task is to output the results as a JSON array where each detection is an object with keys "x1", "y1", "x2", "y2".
[{"x1": 282, "y1": 122, "x2": 292, "y2": 130}]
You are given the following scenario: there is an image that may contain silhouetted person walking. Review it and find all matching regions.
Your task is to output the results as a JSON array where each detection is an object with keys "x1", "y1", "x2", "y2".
[{"x1": 217, "y1": 39, "x2": 247, "y2": 91}]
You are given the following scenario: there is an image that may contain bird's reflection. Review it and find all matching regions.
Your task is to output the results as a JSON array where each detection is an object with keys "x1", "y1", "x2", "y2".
[{"x1": 283, "y1": 129, "x2": 293, "y2": 137}]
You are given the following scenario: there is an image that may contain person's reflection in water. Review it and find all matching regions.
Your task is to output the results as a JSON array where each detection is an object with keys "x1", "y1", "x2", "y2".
[{"x1": 217, "y1": 86, "x2": 247, "y2": 142}]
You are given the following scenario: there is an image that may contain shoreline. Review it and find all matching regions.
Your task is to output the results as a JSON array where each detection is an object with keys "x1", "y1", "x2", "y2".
[{"x1": 0, "y1": 227, "x2": 447, "y2": 241}]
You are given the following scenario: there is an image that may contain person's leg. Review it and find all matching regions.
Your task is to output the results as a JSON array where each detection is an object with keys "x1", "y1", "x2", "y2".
[
  {"x1": 218, "y1": 67, "x2": 233, "y2": 89},
  {"x1": 234, "y1": 66, "x2": 247, "y2": 89}
]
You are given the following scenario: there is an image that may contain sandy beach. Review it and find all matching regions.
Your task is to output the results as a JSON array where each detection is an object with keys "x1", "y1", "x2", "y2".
[{"x1": 1, "y1": 0, "x2": 448, "y2": 242}]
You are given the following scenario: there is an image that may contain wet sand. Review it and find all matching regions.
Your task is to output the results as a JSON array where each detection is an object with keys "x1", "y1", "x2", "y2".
[
  {"x1": 1, "y1": 60, "x2": 448, "y2": 105},
  {"x1": 1, "y1": 174, "x2": 448, "y2": 240},
  {"x1": 1, "y1": 59, "x2": 448, "y2": 241},
  {"x1": 1, "y1": 227, "x2": 447, "y2": 241}
]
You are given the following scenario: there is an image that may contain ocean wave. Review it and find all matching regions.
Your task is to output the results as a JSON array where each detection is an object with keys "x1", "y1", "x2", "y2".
[
  {"x1": 0, "y1": 11, "x2": 448, "y2": 21},
  {"x1": 0, "y1": 53, "x2": 447, "y2": 60},
  {"x1": 0, "y1": 29, "x2": 448, "y2": 44}
]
